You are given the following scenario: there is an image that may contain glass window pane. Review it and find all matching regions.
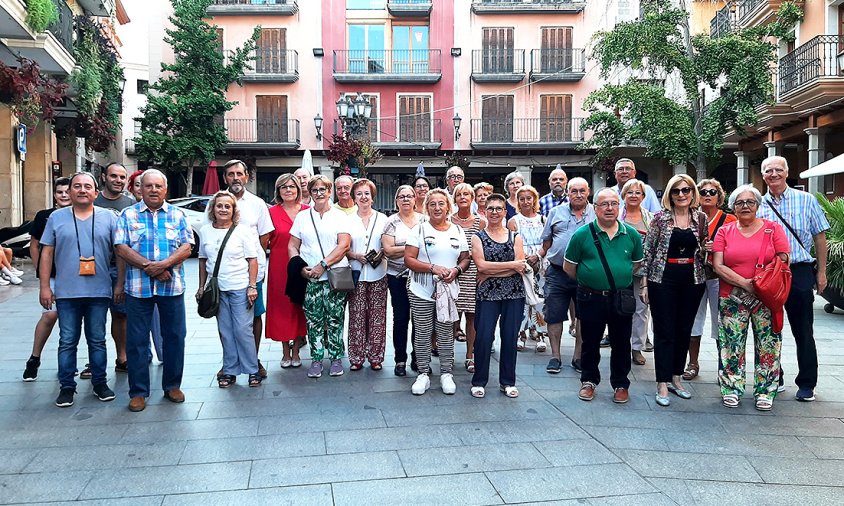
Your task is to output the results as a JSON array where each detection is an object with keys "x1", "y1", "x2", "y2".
[{"x1": 347, "y1": 0, "x2": 385, "y2": 10}]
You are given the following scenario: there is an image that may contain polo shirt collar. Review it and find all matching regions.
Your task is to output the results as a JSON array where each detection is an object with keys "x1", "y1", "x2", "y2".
[{"x1": 593, "y1": 219, "x2": 628, "y2": 237}]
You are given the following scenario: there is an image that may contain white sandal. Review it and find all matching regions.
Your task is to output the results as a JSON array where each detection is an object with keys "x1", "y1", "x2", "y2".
[
  {"x1": 536, "y1": 339, "x2": 547, "y2": 353},
  {"x1": 755, "y1": 397, "x2": 772, "y2": 411},
  {"x1": 499, "y1": 385, "x2": 519, "y2": 398},
  {"x1": 471, "y1": 386, "x2": 485, "y2": 398},
  {"x1": 723, "y1": 394, "x2": 740, "y2": 408}
]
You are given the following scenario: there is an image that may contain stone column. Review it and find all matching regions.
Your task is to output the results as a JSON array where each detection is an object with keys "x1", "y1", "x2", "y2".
[
  {"x1": 517, "y1": 165, "x2": 532, "y2": 186},
  {"x1": 763, "y1": 141, "x2": 782, "y2": 158},
  {"x1": 0, "y1": 106, "x2": 23, "y2": 227},
  {"x1": 734, "y1": 151, "x2": 749, "y2": 187},
  {"x1": 804, "y1": 128, "x2": 824, "y2": 194},
  {"x1": 75, "y1": 137, "x2": 86, "y2": 172},
  {"x1": 23, "y1": 121, "x2": 52, "y2": 220}
]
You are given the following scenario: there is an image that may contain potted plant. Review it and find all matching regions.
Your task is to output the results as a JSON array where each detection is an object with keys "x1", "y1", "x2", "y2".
[
  {"x1": 326, "y1": 134, "x2": 382, "y2": 179},
  {"x1": 816, "y1": 194, "x2": 844, "y2": 313}
]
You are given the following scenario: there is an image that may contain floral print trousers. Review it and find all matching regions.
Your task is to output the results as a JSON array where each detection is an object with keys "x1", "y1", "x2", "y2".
[
  {"x1": 304, "y1": 280, "x2": 347, "y2": 362},
  {"x1": 717, "y1": 296, "x2": 782, "y2": 400},
  {"x1": 347, "y1": 277, "x2": 388, "y2": 366}
]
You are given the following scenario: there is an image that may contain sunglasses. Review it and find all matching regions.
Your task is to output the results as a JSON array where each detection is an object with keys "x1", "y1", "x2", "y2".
[
  {"x1": 670, "y1": 187, "x2": 692, "y2": 196},
  {"x1": 699, "y1": 189, "x2": 718, "y2": 197}
]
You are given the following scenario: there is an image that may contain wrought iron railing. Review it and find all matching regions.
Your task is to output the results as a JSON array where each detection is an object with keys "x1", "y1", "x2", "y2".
[
  {"x1": 474, "y1": 0, "x2": 583, "y2": 5},
  {"x1": 244, "y1": 48, "x2": 298, "y2": 75},
  {"x1": 778, "y1": 35, "x2": 844, "y2": 96},
  {"x1": 333, "y1": 49, "x2": 441, "y2": 75},
  {"x1": 710, "y1": 4, "x2": 733, "y2": 39},
  {"x1": 333, "y1": 118, "x2": 442, "y2": 144},
  {"x1": 470, "y1": 117, "x2": 585, "y2": 144},
  {"x1": 530, "y1": 48, "x2": 585, "y2": 74},
  {"x1": 225, "y1": 118, "x2": 300, "y2": 144},
  {"x1": 48, "y1": 0, "x2": 74, "y2": 54},
  {"x1": 210, "y1": 0, "x2": 295, "y2": 5},
  {"x1": 471, "y1": 49, "x2": 526, "y2": 75},
  {"x1": 737, "y1": 0, "x2": 764, "y2": 22},
  {"x1": 389, "y1": 0, "x2": 431, "y2": 4}
]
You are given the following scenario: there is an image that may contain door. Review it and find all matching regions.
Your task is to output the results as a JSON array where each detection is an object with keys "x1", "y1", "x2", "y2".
[
  {"x1": 540, "y1": 95, "x2": 573, "y2": 142},
  {"x1": 481, "y1": 95, "x2": 513, "y2": 142},
  {"x1": 348, "y1": 24, "x2": 385, "y2": 73},
  {"x1": 256, "y1": 95, "x2": 288, "y2": 143},
  {"x1": 482, "y1": 27, "x2": 514, "y2": 73},
  {"x1": 399, "y1": 95, "x2": 431, "y2": 143},
  {"x1": 541, "y1": 27, "x2": 573, "y2": 72},
  {"x1": 393, "y1": 25, "x2": 429, "y2": 73},
  {"x1": 257, "y1": 28, "x2": 286, "y2": 74}
]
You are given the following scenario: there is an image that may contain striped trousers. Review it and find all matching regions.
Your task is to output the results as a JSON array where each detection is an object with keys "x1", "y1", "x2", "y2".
[{"x1": 409, "y1": 291, "x2": 455, "y2": 375}]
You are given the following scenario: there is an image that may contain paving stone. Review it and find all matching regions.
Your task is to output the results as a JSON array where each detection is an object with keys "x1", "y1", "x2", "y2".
[
  {"x1": 615, "y1": 449, "x2": 762, "y2": 482},
  {"x1": 23, "y1": 498, "x2": 164, "y2": 506},
  {"x1": 588, "y1": 493, "x2": 679, "y2": 506},
  {"x1": 324, "y1": 424, "x2": 464, "y2": 454},
  {"x1": 666, "y1": 431, "x2": 814, "y2": 458},
  {"x1": 534, "y1": 439, "x2": 621, "y2": 467},
  {"x1": 798, "y1": 436, "x2": 844, "y2": 459},
  {"x1": 381, "y1": 400, "x2": 564, "y2": 427},
  {"x1": 679, "y1": 478, "x2": 844, "y2": 506},
  {"x1": 581, "y1": 426, "x2": 670, "y2": 451},
  {"x1": 0, "y1": 447, "x2": 40, "y2": 474},
  {"x1": 0, "y1": 423, "x2": 128, "y2": 449},
  {"x1": 399, "y1": 442, "x2": 549, "y2": 476},
  {"x1": 750, "y1": 457, "x2": 844, "y2": 486},
  {"x1": 119, "y1": 417, "x2": 260, "y2": 443},
  {"x1": 332, "y1": 473, "x2": 503, "y2": 506},
  {"x1": 161, "y1": 484, "x2": 333, "y2": 506},
  {"x1": 256, "y1": 409, "x2": 386, "y2": 435},
  {"x1": 179, "y1": 432, "x2": 325, "y2": 464},
  {"x1": 0, "y1": 470, "x2": 92, "y2": 504},
  {"x1": 248, "y1": 450, "x2": 405, "y2": 488},
  {"x1": 453, "y1": 418, "x2": 590, "y2": 445},
  {"x1": 24, "y1": 441, "x2": 187, "y2": 473},
  {"x1": 79, "y1": 462, "x2": 251, "y2": 499}
]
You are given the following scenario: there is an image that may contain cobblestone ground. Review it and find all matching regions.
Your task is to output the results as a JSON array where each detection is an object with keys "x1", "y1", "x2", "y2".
[{"x1": 1, "y1": 259, "x2": 843, "y2": 505}]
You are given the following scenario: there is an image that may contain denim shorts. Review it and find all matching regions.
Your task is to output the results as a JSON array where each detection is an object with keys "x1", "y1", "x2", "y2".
[{"x1": 544, "y1": 264, "x2": 578, "y2": 324}]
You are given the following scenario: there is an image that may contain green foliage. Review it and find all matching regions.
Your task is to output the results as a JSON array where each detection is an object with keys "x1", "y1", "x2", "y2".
[
  {"x1": 816, "y1": 194, "x2": 844, "y2": 290},
  {"x1": 25, "y1": 0, "x2": 58, "y2": 33}
]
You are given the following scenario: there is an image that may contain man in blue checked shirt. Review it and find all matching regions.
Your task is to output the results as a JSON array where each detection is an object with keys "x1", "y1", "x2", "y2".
[
  {"x1": 115, "y1": 169, "x2": 194, "y2": 413},
  {"x1": 758, "y1": 156, "x2": 829, "y2": 403}
]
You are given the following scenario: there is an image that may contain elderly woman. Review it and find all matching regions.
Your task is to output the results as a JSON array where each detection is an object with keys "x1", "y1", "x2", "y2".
[
  {"x1": 346, "y1": 179, "x2": 388, "y2": 371},
  {"x1": 508, "y1": 185, "x2": 547, "y2": 352},
  {"x1": 266, "y1": 174, "x2": 308, "y2": 368},
  {"x1": 451, "y1": 183, "x2": 485, "y2": 371},
  {"x1": 405, "y1": 189, "x2": 470, "y2": 395},
  {"x1": 684, "y1": 178, "x2": 736, "y2": 380},
  {"x1": 413, "y1": 176, "x2": 431, "y2": 214},
  {"x1": 471, "y1": 193, "x2": 526, "y2": 398},
  {"x1": 197, "y1": 191, "x2": 260, "y2": 387},
  {"x1": 620, "y1": 179, "x2": 654, "y2": 366},
  {"x1": 713, "y1": 185, "x2": 789, "y2": 410},
  {"x1": 382, "y1": 185, "x2": 425, "y2": 376},
  {"x1": 474, "y1": 182, "x2": 493, "y2": 215},
  {"x1": 504, "y1": 171, "x2": 525, "y2": 220},
  {"x1": 289, "y1": 175, "x2": 351, "y2": 379},
  {"x1": 641, "y1": 174, "x2": 706, "y2": 407}
]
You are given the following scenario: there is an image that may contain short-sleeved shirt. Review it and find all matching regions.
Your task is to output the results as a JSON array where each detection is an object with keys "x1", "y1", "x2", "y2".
[
  {"x1": 713, "y1": 220, "x2": 790, "y2": 297},
  {"x1": 114, "y1": 201, "x2": 194, "y2": 298},
  {"x1": 347, "y1": 211, "x2": 388, "y2": 282},
  {"x1": 31, "y1": 207, "x2": 57, "y2": 279},
  {"x1": 758, "y1": 187, "x2": 829, "y2": 264},
  {"x1": 289, "y1": 207, "x2": 351, "y2": 282},
  {"x1": 406, "y1": 221, "x2": 469, "y2": 301},
  {"x1": 540, "y1": 203, "x2": 596, "y2": 267},
  {"x1": 564, "y1": 220, "x2": 644, "y2": 291},
  {"x1": 539, "y1": 192, "x2": 567, "y2": 217},
  {"x1": 94, "y1": 193, "x2": 136, "y2": 214},
  {"x1": 230, "y1": 191, "x2": 274, "y2": 282},
  {"x1": 40, "y1": 207, "x2": 117, "y2": 299},
  {"x1": 334, "y1": 203, "x2": 358, "y2": 215},
  {"x1": 382, "y1": 212, "x2": 424, "y2": 276},
  {"x1": 198, "y1": 224, "x2": 258, "y2": 291},
  {"x1": 612, "y1": 183, "x2": 662, "y2": 213}
]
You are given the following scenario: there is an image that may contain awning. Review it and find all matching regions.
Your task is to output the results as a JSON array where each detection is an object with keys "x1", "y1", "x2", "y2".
[{"x1": 800, "y1": 153, "x2": 844, "y2": 178}]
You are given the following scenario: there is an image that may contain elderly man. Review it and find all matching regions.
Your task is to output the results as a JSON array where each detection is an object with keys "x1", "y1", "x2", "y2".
[
  {"x1": 564, "y1": 188, "x2": 643, "y2": 404},
  {"x1": 758, "y1": 155, "x2": 829, "y2": 402},
  {"x1": 445, "y1": 166, "x2": 465, "y2": 194},
  {"x1": 540, "y1": 167, "x2": 568, "y2": 216},
  {"x1": 116, "y1": 169, "x2": 193, "y2": 412},
  {"x1": 539, "y1": 177, "x2": 595, "y2": 374},
  {"x1": 612, "y1": 159, "x2": 661, "y2": 212},
  {"x1": 39, "y1": 172, "x2": 121, "y2": 407},
  {"x1": 334, "y1": 175, "x2": 358, "y2": 214},
  {"x1": 294, "y1": 167, "x2": 312, "y2": 206}
]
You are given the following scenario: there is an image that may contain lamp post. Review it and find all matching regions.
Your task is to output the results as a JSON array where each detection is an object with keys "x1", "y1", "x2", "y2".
[{"x1": 336, "y1": 92, "x2": 372, "y2": 139}]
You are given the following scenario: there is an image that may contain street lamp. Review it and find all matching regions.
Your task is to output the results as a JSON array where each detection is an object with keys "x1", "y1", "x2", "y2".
[
  {"x1": 314, "y1": 114, "x2": 323, "y2": 140},
  {"x1": 336, "y1": 92, "x2": 372, "y2": 138},
  {"x1": 452, "y1": 113, "x2": 462, "y2": 140}
]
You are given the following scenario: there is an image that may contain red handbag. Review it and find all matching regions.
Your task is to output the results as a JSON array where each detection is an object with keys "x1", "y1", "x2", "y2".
[{"x1": 752, "y1": 224, "x2": 791, "y2": 332}]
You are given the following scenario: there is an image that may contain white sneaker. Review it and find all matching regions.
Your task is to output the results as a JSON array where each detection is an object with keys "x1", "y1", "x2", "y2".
[
  {"x1": 9, "y1": 268, "x2": 23, "y2": 277},
  {"x1": 0, "y1": 277, "x2": 9, "y2": 286},
  {"x1": 441, "y1": 373, "x2": 456, "y2": 395},
  {"x1": 411, "y1": 373, "x2": 430, "y2": 395},
  {"x1": 1, "y1": 272, "x2": 21, "y2": 285}
]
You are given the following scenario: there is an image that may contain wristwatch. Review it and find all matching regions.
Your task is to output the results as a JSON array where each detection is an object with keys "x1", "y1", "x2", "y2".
[{"x1": 320, "y1": 260, "x2": 329, "y2": 269}]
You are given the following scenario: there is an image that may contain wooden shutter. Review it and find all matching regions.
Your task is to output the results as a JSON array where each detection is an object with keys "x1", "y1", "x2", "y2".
[
  {"x1": 399, "y1": 96, "x2": 431, "y2": 143},
  {"x1": 481, "y1": 95, "x2": 513, "y2": 142},
  {"x1": 540, "y1": 95, "x2": 572, "y2": 142},
  {"x1": 541, "y1": 27, "x2": 572, "y2": 72},
  {"x1": 256, "y1": 95, "x2": 288, "y2": 142},
  {"x1": 482, "y1": 27, "x2": 514, "y2": 73},
  {"x1": 257, "y1": 28, "x2": 287, "y2": 73},
  {"x1": 365, "y1": 95, "x2": 379, "y2": 141}
]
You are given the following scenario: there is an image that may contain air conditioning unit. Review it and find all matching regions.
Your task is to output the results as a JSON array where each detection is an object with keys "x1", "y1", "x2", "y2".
[{"x1": 125, "y1": 139, "x2": 136, "y2": 155}]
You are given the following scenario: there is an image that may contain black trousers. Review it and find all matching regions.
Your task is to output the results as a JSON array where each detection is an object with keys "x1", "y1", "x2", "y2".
[
  {"x1": 576, "y1": 288, "x2": 632, "y2": 389},
  {"x1": 649, "y1": 280, "x2": 705, "y2": 383},
  {"x1": 783, "y1": 262, "x2": 818, "y2": 389},
  {"x1": 387, "y1": 274, "x2": 412, "y2": 364}
]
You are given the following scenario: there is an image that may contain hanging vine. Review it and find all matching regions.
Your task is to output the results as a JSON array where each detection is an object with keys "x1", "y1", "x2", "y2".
[{"x1": 0, "y1": 57, "x2": 67, "y2": 130}]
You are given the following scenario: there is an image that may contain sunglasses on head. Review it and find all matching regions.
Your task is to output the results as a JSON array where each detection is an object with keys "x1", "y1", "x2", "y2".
[{"x1": 670, "y1": 187, "x2": 692, "y2": 196}]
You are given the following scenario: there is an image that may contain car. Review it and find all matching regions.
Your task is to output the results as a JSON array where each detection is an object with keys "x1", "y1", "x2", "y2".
[{"x1": 168, "y1": 196, "x2": 211, "y2": 257}]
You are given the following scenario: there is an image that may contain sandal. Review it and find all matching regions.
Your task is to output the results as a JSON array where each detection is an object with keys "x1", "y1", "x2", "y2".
[
  {"x1": 455, "y1": 330, "x2": 467, "y2": 342},
  {"x1": 465, "y1": 358, "x2": 475, "y2": 373},
  {"x1": 370, "y1": 362, "x2": 382, "y2": 371},
  {"x1": 722, "y1": 393, "x2": 740, "y2": 408},
  {"x1": 350, "y1": 363, "x2": 363, "y2": 371},
  {"x1": 218, "y1": 374, "x2": 236, "y2": 388},
  {"x1": 755, "y1": 397, "x2": 773, "y2": 411},
  {"x1": 471, "y1": 386, "x2": 485, "y2": 398},
  {"x1": 500, "y1": 385, "x2": 519, "y2": 398},
  {"x1": 682, "y1": 364, "x2": 699, "y2": 381},
  {"x1": 248, "y1": 374, "x2": 262, "y2": 387},
  {"x1": 536, "y1": 339, "x2": 547, "y2": 353},
  {"x1": 517, "y1": 333, "x2": 526, "y2": 351}
]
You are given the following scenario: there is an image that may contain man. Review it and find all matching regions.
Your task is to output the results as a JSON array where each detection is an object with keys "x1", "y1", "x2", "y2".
[
  {"x1": 115, "y1": 169, "x2": 193, "y2": 412},
  {"x1": 333, "y1": 175, "x2": 358, "y2": 214},
  {"x1": 539, "y1": 177, "x2": 595, "y2": 374},
  {"x1": 23, "y1": 177, "x2": 71, "y2": 381},
  {"x1": 93, "y1": 162, "x2": 135, "y2": 374},
  {"x1": 294, "y1": 167, "x2": 312, "y2": 206},
  {"x1": 757, "y1": 155, "x2": 829, "y2": 402},
  {"x1": 611, "y1": 159, "x2": 661, "y2": 213},
  {"x1": 540, "y1": 167, "x2": 568, "y2": 216},
  {"x1": 445, "y1": 166, "x2": 465, "y2": 194},
  {"x1": 39, "y1": 172, "x2": 121, "y2": 407},
  {"x1": 563, "y1": 188, "x2": 643, "y2": 404},
  {"x1": 219, "y1": 160, "x2": 274, "y2": 377}
]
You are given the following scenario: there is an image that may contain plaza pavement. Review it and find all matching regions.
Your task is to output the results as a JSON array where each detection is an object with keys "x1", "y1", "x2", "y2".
[{"x1": 1, "y1": 258, "x2": 843, "y2": 505}]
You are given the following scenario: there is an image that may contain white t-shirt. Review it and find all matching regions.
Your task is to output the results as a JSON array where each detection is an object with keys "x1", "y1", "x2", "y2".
[
  {"x1": 289, "y1": 207, "x2": 351, "y2": 282},
  {"x1": 209, "y1": 191, "x2": 274, "y2": 282},
  {"x1": 198, "y1": 224, "x2": 258, "y2": 291},
  {"x1": 347, "y1": 211, "x2": 388, "y2": 282},
  {"x1": 405, "y1": 221, "x2": 469, "y2": 301}
]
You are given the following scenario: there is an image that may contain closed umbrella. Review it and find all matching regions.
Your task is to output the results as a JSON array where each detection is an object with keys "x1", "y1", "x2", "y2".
[
  {"x1": 301, "y1": 149, "x2": 314, "y2": 175},
  {"x1": 202, "y1": 161, "x2": 220, "y2": 195}
]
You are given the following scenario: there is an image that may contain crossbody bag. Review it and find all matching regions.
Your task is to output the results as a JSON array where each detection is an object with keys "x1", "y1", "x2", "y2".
[
  {"x1": 310, "y1": 210, "x2": 355, "y2": 292},
  {"x1": 198, "y1": 225, "x2": 237, "y2": 318},
  {"x1": 589, "y1": 223, "x2": 636, "y2": 316}
]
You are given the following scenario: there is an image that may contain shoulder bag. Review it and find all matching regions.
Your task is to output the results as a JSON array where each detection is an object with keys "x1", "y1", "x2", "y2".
[
  {"x1": 310, "y1": 210, "x2": 355, "y2": 293},
  {"x1": 589, "y1": 223, "x2": 636, "y2": 316},
  {"x1": 766, "y1": 198, "x2": 814, "y2": 269},
  {"x1": 198, "y1": 225, "x2": 237, "y2": 319},
  {"x1": 752, "y1": 225, "x2": 792, "y2": 312}
]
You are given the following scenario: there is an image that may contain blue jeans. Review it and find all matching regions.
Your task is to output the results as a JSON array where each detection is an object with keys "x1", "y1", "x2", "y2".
[
  {"x1": 56, "y1": 298, "x2": 110, "y2": 390},
  {"x1": 473, "y1": 298, "x2": 524, "y2": 388},
  {"x1": 218, "y1": 288, "x2": 257, "y2": 376},
  {"x1": 126, "y1": 294, "x2": 186, "y2": 398}
]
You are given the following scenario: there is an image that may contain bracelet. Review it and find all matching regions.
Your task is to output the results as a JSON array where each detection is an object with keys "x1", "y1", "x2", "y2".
[
  {"x1": 429, "y1": 264, "x2": 435, "y2": 273},
  {"x1": 456, "y1": 265, "x2": 464, "y2": 275},
  {"x1": 247, "y1": 285, "x2": 257, "y2": 289}
]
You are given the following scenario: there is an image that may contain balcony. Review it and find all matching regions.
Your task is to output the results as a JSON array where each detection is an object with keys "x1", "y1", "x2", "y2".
[
  {"x1": 529, "y1": 48, "x2": 585, "y2": 82},
  {"x1": 76, "y1": 0, "x2": 115, "y2": 17},
  {"x1": 387, "y1": 0, "x2": 432, "y2": 17},
  {"x1": 225, "y1": 118, "x2": 301, "y2": 149},
  {"x1": 735, "y1": 0, "x2": 782, "y2": 28},
  {"x1": 0, "y1": 0, "x2": 31, "y2": 39},
  {"x1": 471, "y1": 49, "x2": 526, "y2": 82},
  {"x1": 470, "y1": 117, "x2": 584, "y2": 148},
  {"x1": 709, "y1": 3, "x2": 732, "y2": 39},
  {"x1": 332, "y1": 49, "x2": 442, "y2": 83},
  {"x1": 2, "y1": 0, "x2": 75, "y2": 75},
  {"x1": 207, "y1": 0, "x2": 298, "y2": 16},
  {"x1": 333, "y1": 118, "x2": 442, "y2": 149},
  {"x1": 230, "y1": 48, "x2": 298, "y2": 82},
  {"x1": 778, "y1": 35, "x2": 844, "y2": 109},
  {"x1": 471, "y1": 0, "x2": 586, "y2": 14}
]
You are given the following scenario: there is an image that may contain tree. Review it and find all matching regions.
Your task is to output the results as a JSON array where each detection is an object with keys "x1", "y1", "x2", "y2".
[
  {"x1": 135, "y1": 0, "x2": 259, "y2": 195},
  {"x1": 582, "y1": 0, "x2": 804, "y2": 181}
]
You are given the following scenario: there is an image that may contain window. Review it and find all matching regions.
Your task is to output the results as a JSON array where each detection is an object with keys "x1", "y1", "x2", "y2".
[
  {"x1": 398, "y1": 95, "x2": 431, "y2": 143},
  {"x1": 392, "y1": 25, "x2": 429, "y2": 73},
  {"x1": 824, "y1": 174, "x2": 835, "y2": 194},
  {"x1": 348, "y1": 24, "x2": 386, "y2": 73},
  {"x1": 347, "y1": 0, "x2": 385, "y2": 9},
  {"x1": 256, "y1": 95, "x2": 288, "y2": 143},
  {"x1": 482, "y1": 27, "x2": 515, "y2": 73},
  {"x1": 617, "y1": 0, "x2": 632, "y2": 22},
  {"x1": 540, "y1": 95, "x2": 573, "y2": 142},
  {"x1": 256, "y1": 28, "x2": 287, "y2": 73},
  {"x1": 540, "y1": 27, "x2": 573, "y2": 72},
  {"x1": 481, "y1": 95, "x2": 514, "y2": 142},
  {"x1": 136, "y1": 80, "x2": 148, "y2": 94}
]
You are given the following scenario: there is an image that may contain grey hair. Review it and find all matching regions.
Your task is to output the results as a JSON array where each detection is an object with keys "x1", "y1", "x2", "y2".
[
  {"x1": 140, "y1": 168, "x2": 168, "y2": 187},
  {"x1": 548, "y1": 167, "x2": 567, "y2": 180},
  {"x1": 294, "y1": 167, "x2": 313, "y2": 177},
  {"x1": 504, "y1": 171, "x2": 525, "y2": 196},
  {"x1": 567, "y1": 176, "x2": 589, "y2": 189},
  {"x1": 614, "y1": 158, "x2": 635, "y2": 171},
  {"x1": 334, "y1": 175, "x2": 354, "y2": 185},
  {"x1": 595, "y1": 187, "x2": 621, "y2": 203},
  {"x1": 728, "y1": 184, "x2": 763, "y2": 209},
  {"x1": 760, "y1": 155, "x2": 788, "y2": 174}
]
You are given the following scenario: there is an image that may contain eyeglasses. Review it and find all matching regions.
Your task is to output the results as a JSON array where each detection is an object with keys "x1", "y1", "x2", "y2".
[
  {"x1": 670, "y1": 187, "x2": 692, "y2": 196},
  {"x1": 734, "y1": 199, "x2": 758, "y2": 208},
  {"x1": 446, "y1": 174, "x2": 464, "y2": 180},
  {"x1": 625, "y1": 191, "x2": 643, "y2": 196},
  {"x1": 310, "y1": 187, "x2": 329, "y2": 195},
  {"x1": 763, "y1": 167, "x2": 787, "y2": 175},
  {"x1": 278, "y1": 185, "x2": 298, "y2": 191},
  {"x1": 414, "y1": 184, "x2": 429, "y2": 189},
  {"x1": 397, "y1": 194, "x2": 414, "y2": 200},
  {"x1": 596, "y1": 201, "x2": 620, "y2": 209},
  {"x1": 486, "y1": 206, "x2": 505, "y2": 213},
  {"x1": 699, "y1": 188, "x2": 718, "y2": 197}
]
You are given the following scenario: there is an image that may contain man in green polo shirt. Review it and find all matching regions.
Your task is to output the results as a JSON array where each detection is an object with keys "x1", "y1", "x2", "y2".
[{"x1": 564, "y1": 188, "x2": 643, "y2": 404}]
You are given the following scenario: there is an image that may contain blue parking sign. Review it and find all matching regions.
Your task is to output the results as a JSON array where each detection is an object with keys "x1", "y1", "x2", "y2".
[{"x1": 15, "y1": 125, "x2": 26, "y2": 161}]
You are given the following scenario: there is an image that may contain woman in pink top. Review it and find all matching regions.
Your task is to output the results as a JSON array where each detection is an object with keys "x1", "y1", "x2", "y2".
[{"x1": 713, "y1": 185, "x2": 789, "y2": 411}]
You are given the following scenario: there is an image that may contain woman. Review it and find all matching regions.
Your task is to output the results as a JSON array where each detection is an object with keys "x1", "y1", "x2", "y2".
[
  {"x1": 127, "y1": 170, "x2": 144, "y2": 201},
  {"x1": 474, "y1": 182, "x2": 493, "y2": 215},
  {"x1": 405, "y1": 189, "x2": 470, "y2": 395},
  {"x1": 713, "y1": 185, "x2": 789, "y2": 410},
  {"x1": 508, "y1": 185, "x2": 547, "y2": 352},
  {"x1": 641, "y1": 174, "x2": 706, "y2": 407},
  {"x1": 504, "y1": 171, "x2": 525, "y2": 220},
  {"x1": 451, "y1": 183, "x2": 485, "y2": 371},
  {"x1": 620, "y1": 179, "x2": 654, "y2": 366},
  {"x1": 382, "y1": 185, "x2": 424, "y2": 376},
  {"x1": 346, "y1": 179, "x2": 388, "y2": 371},
  {"x1": 684, "y1": 178, "x2": 736, "y2": 380},
  {"x1": 413, "y1": 176, "x2": 431, "y2": 214},
  {"x1": 289, "y1": 175, "x2": 352, "y2": 379},
  {"x1": 196, "y1": 191, "x2": 260, "y2": 387},
  {"x1": 472, "y1": 193, "x2": 526, "y2": 398},
  {"x1": 266, "y1": 174, "x2": 308, "y2": 368}
]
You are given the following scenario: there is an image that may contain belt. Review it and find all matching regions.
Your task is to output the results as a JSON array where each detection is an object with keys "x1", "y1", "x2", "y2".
[
  {"x1": 666, "y1": 258, "x2": 694, "y2": 264},
  {"x1": 578, "y1": 286, "x2": 612, "y2": 296}
]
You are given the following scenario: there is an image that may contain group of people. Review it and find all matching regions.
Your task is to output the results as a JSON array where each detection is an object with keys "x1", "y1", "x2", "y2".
[{"x1": 24, "y1": 155, "x2": 829, "y2": 413}]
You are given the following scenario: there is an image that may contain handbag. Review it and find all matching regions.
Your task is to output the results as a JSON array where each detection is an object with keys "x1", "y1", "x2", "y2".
[
  {"x1": 197, "y1": 225, "x2": 237, "y2": 318},
  {"x1": 589, "y1": 223, "x2": 636, "y2": 316},
  {"x1": 310, "y1": 210, "x2": 355, "y2": 293},
  {"x1": 521, "y1": 263, "x2": 543, "y2": 307},
  {"x1": 752, "y1": 225, "x2": 792, "y2": 328}
]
